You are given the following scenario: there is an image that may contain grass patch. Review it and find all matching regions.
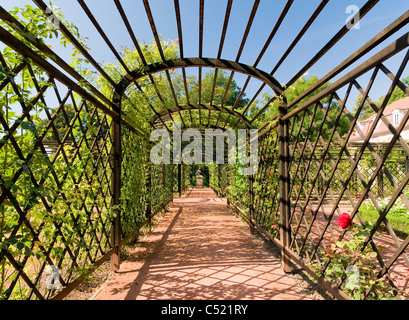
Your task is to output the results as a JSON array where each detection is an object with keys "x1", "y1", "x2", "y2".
[{"x1": 359, "y1": 198, "x2": 409, "y2": 239}]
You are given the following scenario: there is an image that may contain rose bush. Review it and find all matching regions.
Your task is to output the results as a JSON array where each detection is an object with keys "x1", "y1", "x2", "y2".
[
  {"x1": 308, "y1": 213, "x2": 398, "y2": 299},
  {"x1": 337, "y1": 212, "x2": 353, "y2": 229}
]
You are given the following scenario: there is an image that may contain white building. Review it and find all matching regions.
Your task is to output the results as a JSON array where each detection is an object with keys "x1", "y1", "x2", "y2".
[{"x1": 350, "y1": 96, "x2": 409, "y2": 143}]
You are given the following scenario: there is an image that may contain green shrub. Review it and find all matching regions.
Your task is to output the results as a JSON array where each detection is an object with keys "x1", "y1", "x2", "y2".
[{"x1": 359, "y1": 197, "x2": 409, "y2": 239}]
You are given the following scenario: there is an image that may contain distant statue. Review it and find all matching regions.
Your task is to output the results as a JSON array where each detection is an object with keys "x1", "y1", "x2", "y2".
[{"x1": 196, "y1": 168, "x2": 203, "y2": 187}]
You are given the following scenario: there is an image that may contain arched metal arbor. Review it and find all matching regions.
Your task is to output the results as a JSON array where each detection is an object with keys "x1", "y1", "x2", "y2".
[{"x1": 1, "y1": 0, "x2": 409, "y2": 300}]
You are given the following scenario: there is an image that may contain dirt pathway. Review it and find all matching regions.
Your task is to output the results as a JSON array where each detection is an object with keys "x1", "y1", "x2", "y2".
[{"x1": 93, "y1": 188, "x2": 328, "y2": 300}]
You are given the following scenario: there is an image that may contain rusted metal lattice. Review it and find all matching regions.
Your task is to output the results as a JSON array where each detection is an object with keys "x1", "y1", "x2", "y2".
[{"x1": 255, "y1": 29, "x2": 409, "y2": 299}]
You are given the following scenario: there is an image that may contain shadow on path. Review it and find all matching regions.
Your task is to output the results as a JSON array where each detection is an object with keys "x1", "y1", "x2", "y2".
[{"x1": 94, "y1": 188, "x2": 328, "y2": 300}]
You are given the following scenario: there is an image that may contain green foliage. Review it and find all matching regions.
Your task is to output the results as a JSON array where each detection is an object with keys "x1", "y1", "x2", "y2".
[
  {"x1": 0, "y1": 3, "x2": 112, "y2": 299},
  {"x1": 248, "y1": 75, "x2": 325, "y2": 126},
  {"x1": 312, "y1": 223, "x2": 396, "y2": 300},
  {"x1": 96, "y1": 41, "x2": 179, "y2": 236},
  {"x1": 353, "y1": 75, "x2": 409, "y2": 121},
  {"x1": 6, "y1": 0, "x2": 405, "y2": 302},
  {"x1": 96, "y1": 38, "x2": 181, "y2": 134},
  {"x1": 209, "y1": 162, "x2": 249, "y2": 213},
  {"x1": 188, "y1": 164, "x2": 209, "y2": 187},
  {"x1": 389, "y1": 76, "x2": 409, "y2": 103},
  {"x1": 188, "y1": 69, "x2": 249, "y2": 109},
  {"x1": 97, "y1": 40, "x2": 251, "y2": 132},
  {"x1": 1, "y1": 3, "x2": 91, "y2": 79},
  {"x1": 248, "y1": 75, "x2": 352, "y2": 142},
  {"x1": 120, "y1": 130, "x2": 149, "y2": 236},
  {"x1": 359, "y1": 196, "x2": 409, "y2": 239}
]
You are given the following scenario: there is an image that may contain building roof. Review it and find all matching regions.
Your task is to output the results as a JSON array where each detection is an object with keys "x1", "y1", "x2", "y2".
[{"x1": 350, "y1": 97, "x2": 409, "y2": 143}]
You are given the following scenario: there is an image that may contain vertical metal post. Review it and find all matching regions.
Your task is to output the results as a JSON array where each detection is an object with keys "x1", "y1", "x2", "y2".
[
  {"x1": 178, "y1": 163, "x2": 182, "y2": 197},
  {"x1": 171, "y1": 164, "x2": 174, "y2": 204},
  {"x1": 182, "y1": 164, "x2": 185, "y2": 193},
  {"x1": 146, "y1": 165, "x2": 152, "y2": 223},
  {"x1": 278, "y1": 105, "x2": 292, "y2": 273},
  {"x1": 217, "y1": 164, "x2": 221, "y2": 197},
  {"x1": 249, "y1": 172, "x2": 255, "y2": 234},
  {"x1": 162, "y1": 163, "x2": 166, "y2": 212},
  {"x1": 228, "y1": 165, "x2": 231, "y2": 188},
  {"x1": 110, "y1": 115, "x2": 121, "y2": 271}
]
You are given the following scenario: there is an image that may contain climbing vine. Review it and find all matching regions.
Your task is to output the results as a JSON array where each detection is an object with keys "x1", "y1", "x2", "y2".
[{"x1": 0, "y1": 3, "x2": 112, "y2": 299}]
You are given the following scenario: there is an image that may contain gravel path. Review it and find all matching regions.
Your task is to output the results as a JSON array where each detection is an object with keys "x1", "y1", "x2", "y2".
[{"x1": 93, "y1": 188, "x2": 328, "y2": 300}]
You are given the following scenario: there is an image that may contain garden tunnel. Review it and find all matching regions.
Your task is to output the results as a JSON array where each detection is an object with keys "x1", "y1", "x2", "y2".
[{"x1": 1, "y1": 0, "x2": 409, "y2": 300}]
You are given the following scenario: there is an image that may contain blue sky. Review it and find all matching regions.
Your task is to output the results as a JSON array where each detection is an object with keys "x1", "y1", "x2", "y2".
[{"x1": 1, "y1": 0, "x2": 409, "y2": 109}]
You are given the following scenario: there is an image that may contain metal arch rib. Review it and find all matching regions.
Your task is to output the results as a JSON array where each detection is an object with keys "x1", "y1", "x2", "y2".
[
  {"x1": 113, "y1": 57, "x2": 285, "y2": 108},
  {"x1": 150, "y1": 104, "x2": 252, "y2": 128}
]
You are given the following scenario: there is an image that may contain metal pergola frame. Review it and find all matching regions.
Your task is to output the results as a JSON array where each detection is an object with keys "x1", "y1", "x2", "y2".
[
  {"x1": 1, "y1": 0, "x2": 409, "y2": 300},
  {"x1": 23, "y1": 0, "x2": 383, "y2": 132}
]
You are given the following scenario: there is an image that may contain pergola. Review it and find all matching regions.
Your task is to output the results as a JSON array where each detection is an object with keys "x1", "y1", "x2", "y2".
[{"x1": 1, "y1": 0, "x2": 409, "y2": 300}]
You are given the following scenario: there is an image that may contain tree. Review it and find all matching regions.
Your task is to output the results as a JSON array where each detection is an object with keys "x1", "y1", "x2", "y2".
[
  {"x1": 98, "y1": 41, "x2": 250, "y2": 131},
  {"x1": 248, "y1": 75, "x2": 329, "y2": 127},
  {"x1": 187, "y1": 69, "x2": 249, "y2": 109},
  {"x1": 35, "y1": 104, "x2": 109, "y2": 143},
  {"x1": 389, "y1": 75, "x2": 409, "y2": 103},
  {"x1": 96, "y1": 38, "x2": 182, "y2": 134},
  {"x1": 353, "y1": 75, "x2": 409, "y2": 121},
  {"x1": 248, "y1": 75, "x2": 350, "y2": 140}
]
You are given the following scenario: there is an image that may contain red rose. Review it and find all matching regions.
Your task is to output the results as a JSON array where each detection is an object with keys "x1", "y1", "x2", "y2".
[{"x1": 337, "y1": 213, "x2": 353, "y2": 229}]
